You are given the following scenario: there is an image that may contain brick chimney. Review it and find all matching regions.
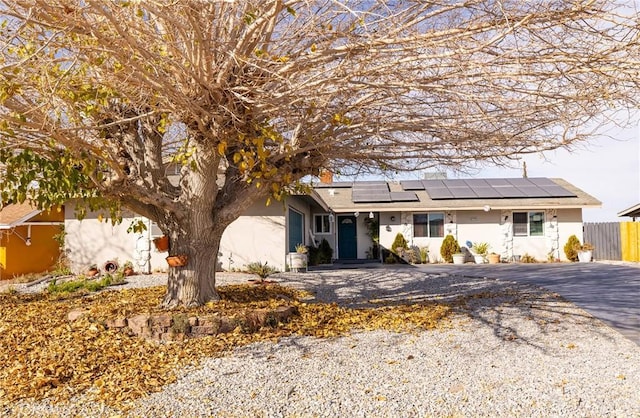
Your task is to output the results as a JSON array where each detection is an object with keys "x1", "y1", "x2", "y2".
[{"x1": 320, "y1": 170, "x2": 333, "y2": 184}]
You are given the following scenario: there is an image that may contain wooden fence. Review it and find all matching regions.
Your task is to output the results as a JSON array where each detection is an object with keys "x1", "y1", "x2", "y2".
[{"x1": 583, "y1": 221, "x2": 640, "y2": 262}]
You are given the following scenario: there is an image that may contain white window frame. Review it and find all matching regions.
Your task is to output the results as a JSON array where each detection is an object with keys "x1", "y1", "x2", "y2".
[
  {"x1": 513, "y1": 211, "x2": 545, "y2": 237},
  {"x1": 313, "y1": 214, "x2": 332, "y2": 235},
  {"x1": 412, "y1": 212, "x2": 445, "y2": 238}
]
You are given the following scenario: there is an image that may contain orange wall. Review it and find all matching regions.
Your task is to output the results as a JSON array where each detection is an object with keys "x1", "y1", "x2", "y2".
[{"x1": 0, "y1": 223, "x2": 62, "y2": 280}]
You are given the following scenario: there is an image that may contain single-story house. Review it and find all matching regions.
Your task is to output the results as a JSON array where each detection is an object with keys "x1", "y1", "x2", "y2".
[
  {"x1": 618, "y1": 203, "x2": 640, "y2": 221},
  {"x1": 64, "y1": 177, "x2": 600, "y2": 273},
  {"x1": 0, "y1": 203, "x2": 64, "y2": 279}
]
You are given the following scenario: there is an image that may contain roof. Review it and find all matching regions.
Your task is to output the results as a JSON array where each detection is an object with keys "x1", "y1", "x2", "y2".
[
  {"x1": 617, "y1": 203, "x2": 640, "y2": 218},
  {"x1": 0, "y1": 203, "x2": 42, "y2": 228},
  {"x1": 313, "y1": 177, "x2": 601, "y2": 212}
]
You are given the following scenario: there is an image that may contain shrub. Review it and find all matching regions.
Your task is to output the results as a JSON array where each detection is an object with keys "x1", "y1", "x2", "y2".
[
  {"x1": 391, "y1": 233, "x2": 408, "y2": 253},
  {"x1": 420, "y1": 247, "x2": 429, "y2": 263},
  {"x1": 520, "y1": 253, "x2": 537, "y2": 263},
  {"x1": 564, "y1": 235, "x2": 581, "y2": 262},
  {"x1": 440, "y1": 235, "x2": 460, "y2": 263},
  {"x1": 471, "y1": 242, "x2": 490, "y2": 255},
  {"x1": 246, "y1": 261, "x2": 278, "y2": 279},
  {"x1": 308, "y1": 238, "x2": 333, "y2": 265}
]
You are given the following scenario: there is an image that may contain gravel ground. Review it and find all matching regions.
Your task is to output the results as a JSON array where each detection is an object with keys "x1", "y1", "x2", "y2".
[{"x1": 4, "y1": 267, "x2": 640, "y2": 417}]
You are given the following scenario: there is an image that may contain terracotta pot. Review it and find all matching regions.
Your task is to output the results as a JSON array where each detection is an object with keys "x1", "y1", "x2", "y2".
[
  {"x1": 166, "y1": 255, "x2": 188, "y2": 267},
  {"x1": 488, "y1": 254, "x2": 501, "y2": 264},
  {"x1": 87, "y1": 268, "x2": 99, "y2": 277},
  {"x1": 153, "y1": 236, "x2": 169, "y2": 252},
  {"x1": 123, "y1": 267, "x2": 135, "y2": 276}
]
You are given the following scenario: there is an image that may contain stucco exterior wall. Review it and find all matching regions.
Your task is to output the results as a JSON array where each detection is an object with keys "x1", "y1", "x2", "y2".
[
  {"x1": 219, "y1": 200, "x2": 287, "y2": 272},
  {"x1": 64, "y1": 203, "x2": 158, "y2": 273},
  {"x1": 378, "y1": 207, "x2": 584, "y2": 263}
]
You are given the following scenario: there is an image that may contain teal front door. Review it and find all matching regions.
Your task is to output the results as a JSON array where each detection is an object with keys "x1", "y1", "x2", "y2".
[
  {"x1": 288, "y1": 208, "x2": 304, "y2": 252},
  {"x1": 337, "y1": 215, "x2": 357, "y2": 259}
]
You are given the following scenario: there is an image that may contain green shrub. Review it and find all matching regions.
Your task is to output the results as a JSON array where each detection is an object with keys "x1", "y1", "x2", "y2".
[
  {"x1": 391, "y1": 233, "x2": 408, "y2": 253},
  {"x1": 564, "y1": 235, "x2": 581, "y2": 262},
  {"x1": 440, "y1": 235, "x2": 460, "y2": 263},
  {"x1": 246, "y1": 261, "x2": 278, "y2": 279},
  {"x1": 308, "y1": 239, "x2": 333, "y2": 265}
]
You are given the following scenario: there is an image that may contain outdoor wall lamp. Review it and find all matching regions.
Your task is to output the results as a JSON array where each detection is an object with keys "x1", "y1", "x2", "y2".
[
  {"x1": 390, "y1": 216, "x2": 396, "y2": 221},
  {"x1": 369, "y1": 212, "x2": 374, "y2": 219},
  {"x1": 354, "y1": 211, "x2": 359, "y2": 218}
]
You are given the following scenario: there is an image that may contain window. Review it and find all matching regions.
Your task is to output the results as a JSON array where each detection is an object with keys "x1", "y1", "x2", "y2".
[
  {"x1": 513, "y1": 211, "x2": 544, "y2": 237},
  {"x1": 413, "y1": 212, "x2": 444, "y2": 238},
  {"x1": 314, "y1": 214, "x2": 331, "y2": 234}
]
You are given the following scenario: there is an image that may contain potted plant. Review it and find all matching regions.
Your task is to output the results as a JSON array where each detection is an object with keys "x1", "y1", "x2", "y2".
[
  {"x1": 153, "y1": 235, "x2": 169, "y2": 252},
  {"x1": 87, "y1": 264, "x2": 99, "y2": 277},
  {"x1": 166, "y1": 254, "x2": 188, "y2": 267},
  {"x1": 452, "y1": 252, "x2": 466, "y2": 264},
  {"x1": 488, "y1": 252, "x2": 501, "y2": 264},
  {"x1": 471, "y1": 242, "x2": 490, "y2": 264},
  {"x1": 576, "y1": 243, "x2": 594, "y2": 262},
  {"x1": 288, "y1": 243, "x2": 308, "y2": 272},
  {"x1": 122, "y1": 260, "x2": 135, "y2": 276}
]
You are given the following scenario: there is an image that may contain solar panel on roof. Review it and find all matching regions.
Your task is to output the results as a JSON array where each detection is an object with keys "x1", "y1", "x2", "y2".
[
  {"x1": 518, "y1": 186, "x2": 551, "y2": 197},
  {"x1": 472, "y1": 187, "x2": 502, "y2": 198},
  {"x1": 423, "y1": 179, "x2": 446, "y2": 188},
  {"x1": 390, "y1": 191, "x2": 419, "y2": 202},
  {"x1": 424, "y1": 187, "x2": 454, "y2": 199},
  {"x1": 540, "y1": 185, "x2": 576, "y2": 197},
  {"x1": 448, "y1": 187, "x2": 477, "y2": 198},
  {"x1": 464, "y1": 179, "x2": 490, "y2": 187},
  {"x1": 446, "y1": 179, "x2": 469, "y2": 187},
  {"x1": 506, "y1": 178, "x2": 534, "y2": 186},
  {"x1": 486, "y1": 178, "x2": 512, "y2": 187},
  {"x1": 496, "y1": 187, "x2": 526, "y2": 197},
  {"x1": 400, "y1": 180, "x2": 424, "y2": 191},
  {"x1": 352, "y1": 195, "x2": 392, "y2": 203},
  {"x1": 529, "y1": 178, "x2": 557, "y2": 186}
]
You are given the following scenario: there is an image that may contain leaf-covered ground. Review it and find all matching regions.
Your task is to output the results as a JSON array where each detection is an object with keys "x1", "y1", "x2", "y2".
[{"x1": 0, "y1": 284, "x2": 451, "y2": 409}]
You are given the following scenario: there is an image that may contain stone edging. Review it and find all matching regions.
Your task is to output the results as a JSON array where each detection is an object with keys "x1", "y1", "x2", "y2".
[{"x1": 68, "y1": 306, "x2": 299, "y2": 342}]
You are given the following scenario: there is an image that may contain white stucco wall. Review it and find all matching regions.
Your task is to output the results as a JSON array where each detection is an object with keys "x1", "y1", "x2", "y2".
[
  {"x1": 64, "y1": 203, "x2": 165, "y2": 273},
  {"x1": 219, "y1": 200, "x2": 286, "y2": 272},
  {"x1": 378, "y1": 208, "x2": 584, "y2": 263}
]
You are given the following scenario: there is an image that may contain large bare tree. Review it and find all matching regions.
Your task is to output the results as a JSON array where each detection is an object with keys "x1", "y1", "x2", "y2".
[{"x1": 0, "y1": 1, "x2": 638, "y2": 307}]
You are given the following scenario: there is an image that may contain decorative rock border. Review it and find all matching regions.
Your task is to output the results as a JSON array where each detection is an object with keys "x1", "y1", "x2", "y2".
[{"x1": 68, "y1": 306, "x2": 299, "y2": 342}]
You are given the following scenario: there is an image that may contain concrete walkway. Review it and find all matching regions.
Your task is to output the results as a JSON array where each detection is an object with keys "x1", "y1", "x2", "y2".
[{"x1": 415, "y1": 262, "x2": 640, "y2": 346}]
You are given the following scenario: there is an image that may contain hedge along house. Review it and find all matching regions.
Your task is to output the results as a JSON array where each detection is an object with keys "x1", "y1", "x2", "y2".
[
  {"x1": 64, "y1": 191, "x2": 329, "y2": 274},
  {"x1": 312, "y1": 177, "x2": 601, "y2": 263},
  {"x1": 0, "y1": 203, "x2": 64, "y2": 280}
]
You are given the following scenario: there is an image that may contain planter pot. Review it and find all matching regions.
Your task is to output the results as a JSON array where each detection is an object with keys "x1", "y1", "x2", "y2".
[
  {"x1": 87, "y1": 268, "x2": 99, "y2": 277},
  {"x1": 153, "y1": 236, "x2": 169, "y2": 252},
  {"x1": 289, "y1": 252, "x2": 307, "y2": 272},
  {"x1": 474, "y1": 255, "x2": 486, "y2": 264},
  {"x1": 452, "y1": 253, "x2": 466, "y2": 265},
  {"x1": 123, "y1": 267, "x2": 135, "y2": 276},
  {"x1": 166, "y1": 255, "x2": 188, "y2": 267},
  {"x1": 577, "y1": 250, "x2": 592, "y2": 263},
  {"x1": 488, "y1": 254, "x2": 501, "y2": 264}
]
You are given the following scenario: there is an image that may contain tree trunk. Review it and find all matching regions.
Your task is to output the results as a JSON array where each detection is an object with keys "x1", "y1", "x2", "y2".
[{"x1": 161, "y1": 204, "x2": 226, "y2": 309}]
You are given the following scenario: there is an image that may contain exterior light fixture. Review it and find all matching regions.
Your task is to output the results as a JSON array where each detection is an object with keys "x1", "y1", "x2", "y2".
[
  {"x1": 354, "y1": 211, "x2": 359, "y2": 218},
  {"x1": 483, "y1": 205, "x2": 491, "y2": 212},
  {"x1": 369, "y1": 212, "x2": 374, "y2": 218}
]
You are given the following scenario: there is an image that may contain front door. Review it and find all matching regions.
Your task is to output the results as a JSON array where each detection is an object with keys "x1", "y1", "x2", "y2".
[{"x1": 338, "y1": 215, "x2": 357, "y2": 259}]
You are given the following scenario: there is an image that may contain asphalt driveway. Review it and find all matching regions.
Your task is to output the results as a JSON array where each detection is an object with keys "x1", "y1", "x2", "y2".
[{"x1": 417, "y1": 262, "x2": 640, "y2": 345}]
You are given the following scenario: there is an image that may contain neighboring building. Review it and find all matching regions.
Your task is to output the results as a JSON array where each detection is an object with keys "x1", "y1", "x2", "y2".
[
  {"x1": 64, "y1": 177, "x2": 600, "y2": 272},
  {"x1": 618, "y1": 203, "x2": 640, "y2": 221},
  {"x1": 0, "y1": 203, "x2": 64, "y2": 280}
]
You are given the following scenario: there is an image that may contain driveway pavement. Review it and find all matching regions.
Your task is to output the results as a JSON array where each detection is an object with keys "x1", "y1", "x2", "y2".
[{"x1": 416, "y1": 262, "x2": 640, "y2": 345}]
